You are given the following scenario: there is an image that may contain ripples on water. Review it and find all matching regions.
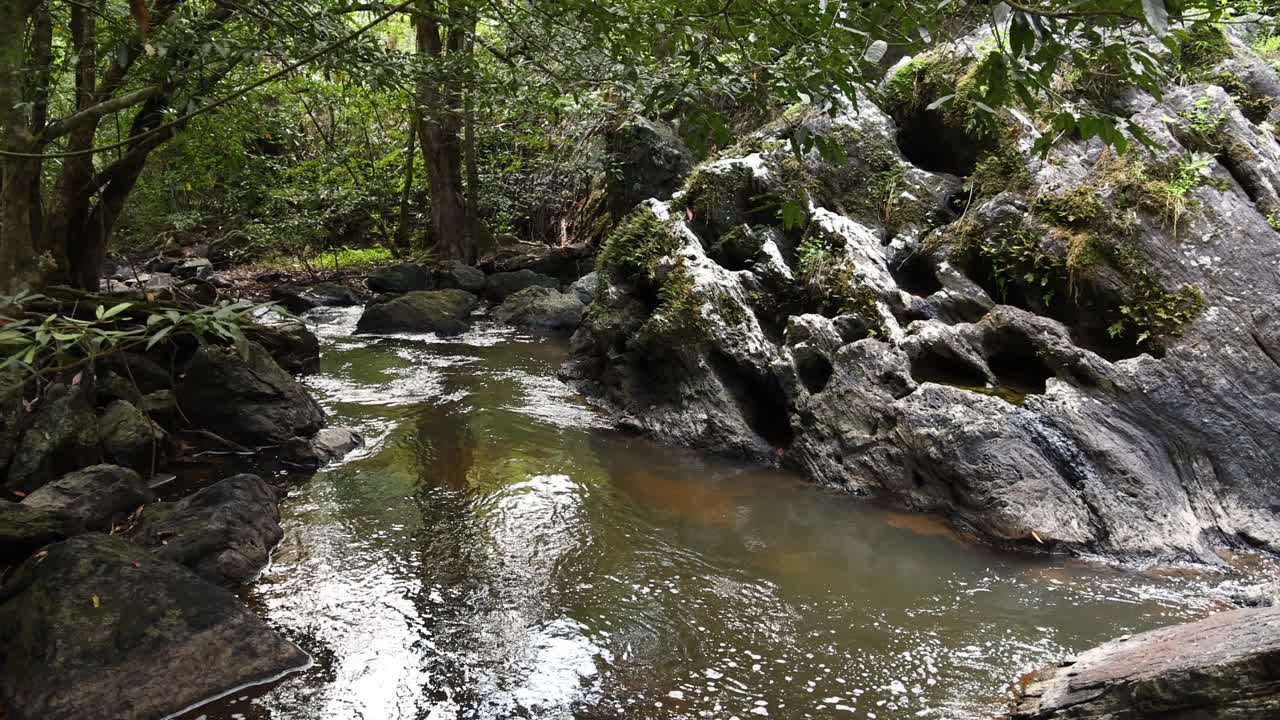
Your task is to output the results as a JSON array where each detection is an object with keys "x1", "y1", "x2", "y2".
[{"x1": 187, "y1": 307, "x2": 1231, "y2": 720}]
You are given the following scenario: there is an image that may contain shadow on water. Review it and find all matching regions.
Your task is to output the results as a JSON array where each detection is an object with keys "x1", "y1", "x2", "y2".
[{"x1": 184, "y1": 309, "x2": 1236, "y2": 720}]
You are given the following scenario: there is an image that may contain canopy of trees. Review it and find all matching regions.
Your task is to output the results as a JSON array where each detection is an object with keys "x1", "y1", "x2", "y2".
[{"x1": 0, "y1": 0, "x2": 1271, "y2": 293}]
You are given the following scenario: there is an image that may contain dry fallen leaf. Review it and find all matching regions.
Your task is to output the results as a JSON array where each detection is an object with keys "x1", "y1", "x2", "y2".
[
  {"x1": 91, "y1": 594, "x2": 100, "y2": 608},
  {"x1": 71, "y1": 370, "x2": 83, "y2": 386},
  {"x1": 32, "y1": 550, "x2": 47, "y2": 561},
  {"x1": 131, "y1": 561, "x2": 141, "y2": 569},
  {"x1": 12, "y1": 490, "x2": 25, "y2": 498}
]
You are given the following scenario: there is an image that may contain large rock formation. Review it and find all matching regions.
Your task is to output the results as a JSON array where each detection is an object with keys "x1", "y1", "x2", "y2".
[
  {"x1": 0, "y1": 535, "x2": 309, "y2": 720},
  {"x1": 1009, "y1": 607, "x2": 1280, "y2": 719},
  {"x1": 564, "y1": 27, "x2": 1280, "y2": 564}
]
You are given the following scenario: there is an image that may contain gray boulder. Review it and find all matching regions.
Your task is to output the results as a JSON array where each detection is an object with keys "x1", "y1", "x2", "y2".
[
  {"x1": 433, "y1": 262, "x2": 487, "y2": 294},
  {"x1": 570, "y1": 271, "x2": 599, "y2": 305},
  {"x1": 1009, "y1": 607, "x2": 1280, "y2": 719},
  {"x1": 606, "y1": 116, "x2": 694, "y2": 220},
  {"x1": 243, "y1": 319, "x2": 321, "y2": 375},
  {"x1": 4, "y1": 381, "x2": 98, "y2": 496},
  {"x1": 173, "y1": 257, "x2": 212, "y2": 280},
  {"x1": 483, "y1": 269, "x2": 559, "y2": 302},
  {"x1": 0, "y1": 534, "x2": 309, "y2": 720},
  {"x1": 21, "y1": 464, "x2": 154, "y2": 532},
  {"x1": 495, "y1": 286, "x2": 587, "y2": 331},
  {"x1": 270, "y1": 282, "x2": 358, "y2": 314},
  {"x1": 367, "y1": 262, "x2": 431, "y2": 294},
  {"x1": 355, "y1": 289, "x2": 479, "y2": 335},
  {"x1": 128, "y1": 474, "x2": 282, "y2": 587},
  {"x1": 178, "y1": 342, "x2": 325, "y2": 445},
  {"x1": 98, "y1": 400, "x2": 169, "y2": 472}
]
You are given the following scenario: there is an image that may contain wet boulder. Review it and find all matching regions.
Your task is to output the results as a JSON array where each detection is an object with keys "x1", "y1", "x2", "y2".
[
  {"x1": 173, "y1": 257, "x2": 213, "y2": 280},
  {"x1": 98, "y1": 400, "x2": 170, "y2": 472},
  {"x1": 1009, "y1": 606, "x2": 1280, "y2": 719},
  {"x1": 483, "y1": 269, "x2": 559, "y2": 302},
  {"x1": 20, "y1": 464, "x2": 153, "y2": 532},
  {"x1": 495, "y1": 286, "x2": 587, "y2": 331},
  {"x1": 243, "y1": 319, "x2": 321, "y2": 375},
  {"x1": 178, "y1": 342, "x2": 325, "y2": 445},
  {"x1": 367, "y1": 262, "x2": 432, "y2": 294},
  {"x1": 281, "y1": 427, "x2": 364, "y2": 469},
  {"x1": 433, "y1": 262, "x2": 487, "y2": 295},
  {"x1": 0, "y1": 534, "x2": 309, "y2": 720},
  {"x1": 129, "y1": 473, "x2": 282, "y2": 587},
  {"x1": 270, "y1": 282, "x2": 359, "y2": 314},
  {"x1": 3, "y1": 381, "x2": 99, "y2": 497},
  {"x1": 355, "y1": 289, "x2": 479, "y2": 336}
]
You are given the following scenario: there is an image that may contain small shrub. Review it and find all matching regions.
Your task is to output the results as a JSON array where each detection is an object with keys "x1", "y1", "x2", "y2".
[{"x1": 596, "y1": 209, "x2": 680, "y2": 283}]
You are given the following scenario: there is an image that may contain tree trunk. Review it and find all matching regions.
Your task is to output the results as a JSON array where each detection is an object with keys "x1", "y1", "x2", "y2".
[
  {"x1": 0, "y1": 0, "x2": 42, "y2": 294},
  {"x1": 413, "y1": 0, "x2": 481, "y2": 264},
  {"x1": 395, "y1": 108, "x2": 419, "y2": 251}
]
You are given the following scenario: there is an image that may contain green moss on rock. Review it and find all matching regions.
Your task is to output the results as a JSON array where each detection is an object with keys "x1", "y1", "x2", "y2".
[{"x1": 595, "y1": 208, "x2": 681, "y2": 283}]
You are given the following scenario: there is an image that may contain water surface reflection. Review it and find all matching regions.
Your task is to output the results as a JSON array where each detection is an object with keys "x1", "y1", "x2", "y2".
[{"x1": 188, "y1": 309, "x2": 1221, "y2": 720}]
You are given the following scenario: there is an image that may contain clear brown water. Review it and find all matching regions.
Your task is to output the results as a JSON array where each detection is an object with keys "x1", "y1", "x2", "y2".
[{"x1": 184, "y1": 307, "x2": 1228, "y2": 720}]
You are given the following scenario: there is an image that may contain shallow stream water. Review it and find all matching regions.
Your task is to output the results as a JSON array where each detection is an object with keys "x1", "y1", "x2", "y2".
[{"x1": 184, "y1": 307, "x2": 1228, "y2": 720}]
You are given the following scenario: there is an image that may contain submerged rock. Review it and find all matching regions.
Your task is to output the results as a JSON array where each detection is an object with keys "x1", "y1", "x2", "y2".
[
  {"x1": 495, "y1": 286, "x2": 587, "y2": 331},
  {"x1": 178, "y1": 342, "x2": 325, "y2": 445},
  {"x1": 0, "y1": 534, "x2": 309, "y2": 720},
  {"x1": 20, "y1": 464, "x2": 153, "y2": 532},
  {"x1": 270, "y1": 281, "x2": 359, "y2": 314},
  {"x1": 282, "y1": 427, "x2": 364, "y2": 469},
  {"x1": 355, "y1": 289, "x2": 479, "y2": 335},
  {"x1": 483, "y1": 269, "x2": 559, "y2": 302},
  {"x1": 129, "y1": 474, "x2": 282, "y2": 587},
  {"x1": 1009, "y1": 607, "x2": 1280, "y2": 719}
]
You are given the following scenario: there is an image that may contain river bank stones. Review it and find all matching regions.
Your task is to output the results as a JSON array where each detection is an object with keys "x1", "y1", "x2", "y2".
[
  {"x1": 0, "y1": 535, "x2": 309, "y2": 720},
  {"x1": 355, "y1": 288, "x2": 480, "y2": 335}
]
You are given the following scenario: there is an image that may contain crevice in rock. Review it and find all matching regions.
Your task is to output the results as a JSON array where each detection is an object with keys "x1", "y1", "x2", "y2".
[
  {"x1": 986, "y1": 347, "x2": 1052, "y2": 397},
  {"x1": 894, "y1": 108, "x2": 979, "y2": 176},
  {"x1": 1216, "y1": 152, "x2": 1264, "y2": 207},
  {"x1": 707, "y1": 350, "x2": 795, "y2": 448},
  {"x1": 908, "y1": 347, "x2": 988, "y2": 389},
  {"x1": 795, "y1": 352, "x2": 834, "y2": 395},
  {"x1": 1250, "y1": 328, "x2": 1280, "y2": 373},
  {"x1": 891, "y1": 253, "x2": 943, "y2": 297}
]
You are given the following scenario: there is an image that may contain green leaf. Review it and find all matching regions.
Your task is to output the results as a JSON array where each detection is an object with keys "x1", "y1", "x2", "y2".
[
  {"x1": 780, "y1": 200, "x2": 805, "y2": 230},
  {"x1": 100, "y1": 302, "x2": 133, "y2": 320},
  {"x1": 146, "y1": 325, "x2": 174, "y2": 350}
]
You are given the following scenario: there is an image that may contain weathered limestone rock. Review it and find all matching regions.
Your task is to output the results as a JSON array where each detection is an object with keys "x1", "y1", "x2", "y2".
[
  {"x1": 178, "y1": 342, "x2": 325, "y2": 445},
  {"x1": 0, "y1": 535, "x2": 309, "y2": 720},
  {"x1": 570, "y1": 271, "x2": 599, "y2": 305},
  {"x1": 564, "y1": 33, "x2": 1280, "y2": 564},
  {"x1": 128, "y1": 473, "x2": 282, "y2": 587},
  {"x1": 20, "y1": 464, "x2": 154, "y2": 532},
  {"x1": 0, "y1": 503, "x2": 75, "y2": 565},
  {"x1": 355, "y1": 288, "x2": 479, "y2": 335},
  {"x1": 495, "y1": 286, "x2": 587, "y2": 331},
  {"x1": 606, "y1": 116, "x2": 694, "y2": 220},
  {"x1": 1009, "y1": 607, "x2": 1280, "y2": 719}
]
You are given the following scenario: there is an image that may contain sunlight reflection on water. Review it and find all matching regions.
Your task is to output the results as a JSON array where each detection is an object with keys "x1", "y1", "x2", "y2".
[{"x1": 184, "y1": 309, "x2": 1239, "y2": 720}]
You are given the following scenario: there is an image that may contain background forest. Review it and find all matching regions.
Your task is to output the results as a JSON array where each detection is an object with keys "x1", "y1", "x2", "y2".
[{"x1": 1, "y1": 0, "x2": 1279, "y2": 293}]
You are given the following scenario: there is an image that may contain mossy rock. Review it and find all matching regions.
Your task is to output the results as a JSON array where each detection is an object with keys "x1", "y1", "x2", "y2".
[
  {"x1": 596, "y1": 206, "x2": 681, "y2": 285},
  {"x1": 354, "y1": 289, "x2": 480, "y2": 336},
  {"x1": 0, "y1": 534, "x2": 309, "y2": 719}
]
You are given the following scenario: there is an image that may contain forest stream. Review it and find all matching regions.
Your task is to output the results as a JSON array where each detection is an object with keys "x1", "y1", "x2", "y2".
[{"x1": 176, "y1": 308, "x2": 1233, "y2": 720}]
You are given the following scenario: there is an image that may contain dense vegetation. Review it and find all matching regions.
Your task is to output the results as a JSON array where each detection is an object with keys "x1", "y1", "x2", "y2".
[{"x1": 0, "y1": 0, "x2": 1275, "y2": 295}]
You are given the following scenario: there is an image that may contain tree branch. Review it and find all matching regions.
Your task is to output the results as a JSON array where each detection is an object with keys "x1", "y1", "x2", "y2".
[{"x1": 40, "y1": 85, "x2": 163, "y2": 141}]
